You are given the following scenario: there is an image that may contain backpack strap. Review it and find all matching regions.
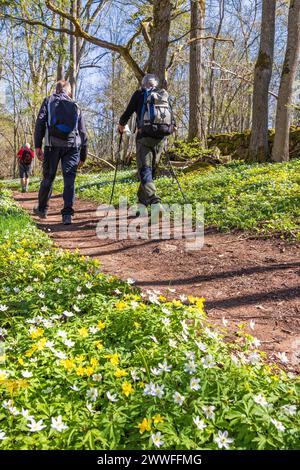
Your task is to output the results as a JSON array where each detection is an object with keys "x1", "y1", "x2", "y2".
[
  {"x1": 139, "y1": 89, "x2": 149, "y2": 127},
  {"x1": 74, "y1": 102, "x2": 80, "y2": 132},
  {"x1": 47, "y1": 97, "x2": 52, "y2": 147},
  {"x1": 149, "y1": 94, "x2": 155, "y2": 123},
  {"x1": 47, "y1": 98, "x2": 52, "y2": 127}
]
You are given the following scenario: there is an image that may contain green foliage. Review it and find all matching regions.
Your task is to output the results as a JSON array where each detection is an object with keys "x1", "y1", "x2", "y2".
[
  {"x1": 0, "y1": 189, "x2": 299, "y2": 450},
  {"x1": 166, "y1": 139, "x2": 214, "y2": 161}
]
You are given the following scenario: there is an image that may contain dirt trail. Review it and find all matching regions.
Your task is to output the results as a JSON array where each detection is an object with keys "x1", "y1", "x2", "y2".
[{"x1": 15, "y1": 191, "x2": 300, "y2": 370}]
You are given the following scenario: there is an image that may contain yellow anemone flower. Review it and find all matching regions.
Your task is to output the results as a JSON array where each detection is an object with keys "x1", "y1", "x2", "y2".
[
  {"x1": 25, "y1": 345, "x2": 38, "y2": 357},
  {"x1": 115, "y1": 301, "x2": 128, "y2": 311},
  {"x1": 84, "y1": 366, "x2": 95, "y2": 377},
  {"x1": 36, "y1": 338, "x2": 47, "y2": 350},
  {"x1": 138, "y1": 418, "x2": 152, "y2": 434},
  {"x1": 114, "y1": 368, "x2": 128, "y2": 378},
  {"x1": 76, "y1": 366, "x2": 85, "y2": 376},
  {"x1": 188, "y1": 295, "x2": 198, "y2": 304},
  {"x1": 105, "y1": 353, "x2": 120, "y2": 366},
  {"x1": 30, "y1": 328, "x2": 44, "y2": 340},
  {"x1": 61, "y1": 359, "x2": 75, "y2": 371},
  {"x1": 90, "y1": 358, "x2": 99, "y2": 367},
  {"x1": 76, "y1": 355, "x2": 86, "y2": 363},
  {"x1": 195, "y1": 297, "x2": 205, "y2": 312},
  {"x1": 122, "y1": 381, "x2": 133, "y2": 397},
  {"x1": 79, "y1": 327, "x2": 89, "y2": 338},
  {"x1": 152, "y1": 414, "x2": 164, "y2": 425},
  {"x1": 98, "y1": 321, "x2": 106, "y2": 330},
  {"x1": 95, "y1": 341, "x2": 104, "y2": 350}
]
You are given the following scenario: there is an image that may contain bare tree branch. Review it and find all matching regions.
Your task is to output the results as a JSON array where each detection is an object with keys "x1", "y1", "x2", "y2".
[
  {"x1": 188, "y1": 35, "x2": 234, "y2": 46},
  {"x1": 209, "y1": 61, "x2": 278, "y2": 99}
]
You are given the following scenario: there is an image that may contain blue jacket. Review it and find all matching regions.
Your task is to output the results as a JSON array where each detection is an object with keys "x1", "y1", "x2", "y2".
[{"x1": 34, "y1": 92, "x2": 88, "y2": 161}]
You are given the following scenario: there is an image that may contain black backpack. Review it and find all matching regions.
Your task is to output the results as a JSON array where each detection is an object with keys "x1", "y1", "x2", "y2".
[{"x1": 48, "y1": 95, "x2": 79, "y2": 141}]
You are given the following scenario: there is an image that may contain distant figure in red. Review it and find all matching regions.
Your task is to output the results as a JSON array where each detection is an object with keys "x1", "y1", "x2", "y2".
[{"x1": 16, "y1": 143, "x2": 34, "y2": 193}]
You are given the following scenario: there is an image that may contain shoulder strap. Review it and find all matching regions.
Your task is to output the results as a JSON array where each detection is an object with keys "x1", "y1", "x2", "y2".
[
  {"x1": 46, "y1": 97, "x2": 52, "y2": 146},
  {"x1": 47, "y1": 97, "x2": 52, "y2": 128},
  {"x1": 139, "y1": 90, "x2": 149, "y2": 126},
  {"x1": 74, "y1": 102, "x2": 80, "y2": 128},
  {"x1": 149, "y1": 94, "x2": 156, "y2": 122}
]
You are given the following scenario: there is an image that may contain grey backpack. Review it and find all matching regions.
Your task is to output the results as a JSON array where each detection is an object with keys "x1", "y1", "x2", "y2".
[{"x1": 141, "y1": 88, "x2": 175, "y2": 138}]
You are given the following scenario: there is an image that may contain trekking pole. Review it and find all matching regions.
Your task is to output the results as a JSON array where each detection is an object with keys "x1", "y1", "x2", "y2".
[
  {"x1": 109, "y1": 133, "x2": 123, "y2": 207},
  {"x1": 166, "y1": 153, "x2": 188, "y2": 203}
]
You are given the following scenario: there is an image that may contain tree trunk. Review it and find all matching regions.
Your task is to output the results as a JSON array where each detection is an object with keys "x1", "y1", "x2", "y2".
[
  {"x1": 207, "y1": 0, "x2": 224, "y2": 135},
  {"x1": 248, "y1": 0, "x2": 276, "y2": 162},
  {"x1": 111, "y1": 52, "x2": 116, "y2": 162},
  {"x1": 76, "y1": 0, "x2": 82, "y2": 79},
  {"x1": 272, "y1": 0, "x2": 300, "y2": 162},
  {"x1": 12, "y1": 48, "x2": 18, "y2": 178},
  {"x1": 57, "y1": 16, "x2": 66, "y2": 81},
  {"x1": 69, "y1": 0, "x2": 78, "y2": 98},
  {"x1": 147, "y1": 0, "x2": 172, "y2": 88},
  {"x1": 188, "y1": 0, "x2": 206, "y2": 142}
]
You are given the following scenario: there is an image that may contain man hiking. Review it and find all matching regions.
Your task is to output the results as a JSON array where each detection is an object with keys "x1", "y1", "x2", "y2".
[
  {"x1": 16, "y1": 143, "x2": 34, "y2": 193},
  {"x1": 118, "y1": 74, "x2": 175, "y2": 209},
  {"x1": 34, "y1": 80, "x2": 88, "y2": 225}
]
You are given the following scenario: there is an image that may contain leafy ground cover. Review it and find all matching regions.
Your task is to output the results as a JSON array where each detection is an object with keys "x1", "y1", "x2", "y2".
[
  {"x1": 0, "y1": 189, "x2": 299, "y2": 450},
  {"x1": 2, "y1": 158, "x2": 300, "y2": 239}
]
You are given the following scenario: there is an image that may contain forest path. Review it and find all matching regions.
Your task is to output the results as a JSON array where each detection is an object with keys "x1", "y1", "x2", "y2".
[{"x1": 15, "y1": 191, "x2": 300, "y2": 371}]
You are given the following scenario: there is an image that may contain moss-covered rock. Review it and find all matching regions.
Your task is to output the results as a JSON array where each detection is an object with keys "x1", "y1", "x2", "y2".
[
  {"x1": 206, "y1": 127, "x2": 300, "y2": 160},
  {"x1": 166, "y1": 138, "x2": 213, "y2": 161},
  {"x1": 183, "y1": 161, "x2": 216, "y2": 174}
]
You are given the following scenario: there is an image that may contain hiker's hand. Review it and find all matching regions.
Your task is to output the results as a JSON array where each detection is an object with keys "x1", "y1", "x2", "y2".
[
  {"x1": 118, "y1": 124, "x2": 125, "y2": 134},
  {"x1": 36, "y1": 148, "x2": 44, "y2": 162},
  {"x1": 78, "y1": 160, "x2": 84, "y2": 169}
]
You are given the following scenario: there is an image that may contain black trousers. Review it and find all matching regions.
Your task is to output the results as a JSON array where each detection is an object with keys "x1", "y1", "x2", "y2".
[
  {"x1": 38, "y1": 146, "x2": 80, "y2": 216},
  {"x1": 19, "y1": 162, "x2": 32, "y2": 178}
]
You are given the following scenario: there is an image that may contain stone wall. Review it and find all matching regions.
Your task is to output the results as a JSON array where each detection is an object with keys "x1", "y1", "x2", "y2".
[{"x1": 207, "y1": 127, "x2": 300, "y2": 160}]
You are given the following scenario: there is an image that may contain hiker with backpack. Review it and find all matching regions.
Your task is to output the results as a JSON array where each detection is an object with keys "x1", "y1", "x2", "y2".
[
  {"x1": 118, "y1": 74, "x2": 176, "y2": 209},
  {"x1": 16, "y1": 143, "x2": 34, "y2": 193},
  {"x1": 33, "y1": 80, "x2": 88, "y2": 225}
]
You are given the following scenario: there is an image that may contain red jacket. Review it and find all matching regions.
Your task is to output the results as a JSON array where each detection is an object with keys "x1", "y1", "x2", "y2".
[{"x1": 17, "y1": 148, "x2": 34, "y2": 164}]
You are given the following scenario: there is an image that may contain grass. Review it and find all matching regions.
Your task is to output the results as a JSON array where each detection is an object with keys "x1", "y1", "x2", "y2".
[
  {"x1": 1, "y1": 159, "x2": 300, "y2": 239},
  {"x1": 0, "y1": 188, "x2": 299, "y2": 450}
]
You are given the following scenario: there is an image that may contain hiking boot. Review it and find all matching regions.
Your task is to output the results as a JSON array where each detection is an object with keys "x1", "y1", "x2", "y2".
[
  {"x1": 62, "y1": 214, "x2": 72, "y2": 225},
  {"x1": 33, "y1": 207, "x2": 48, "y2": 219}
]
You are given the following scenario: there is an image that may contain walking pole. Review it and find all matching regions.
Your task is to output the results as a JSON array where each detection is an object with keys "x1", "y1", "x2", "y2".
[
  {"x1": 109, "y1": 132, "x2": 123, "y2": 206},
  {"x1": 166, "y1": 153, "x2": 188, "y2": 203}
]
